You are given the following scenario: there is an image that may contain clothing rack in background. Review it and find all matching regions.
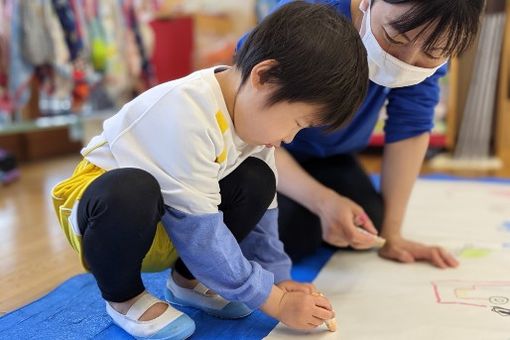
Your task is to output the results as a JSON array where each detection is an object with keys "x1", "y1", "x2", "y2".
[
  {"x1": 0, "y1": 0, "x2": 158, "y2": 124},
  {"x1": 0, "y1": 0, "x2": 195, "y2": 162}
]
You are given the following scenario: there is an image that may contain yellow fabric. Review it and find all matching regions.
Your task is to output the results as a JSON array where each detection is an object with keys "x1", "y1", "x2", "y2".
[
  {"x1": 215, "y1": 147, "x2": 228, "y2": 164},
  {"x1": 51, "y1": 158, "x2": 178, "y2": 273},
  {"x1": 215, "y1": 110, "x2": 229, "y2": 134},
  {"x1": 215, "y1": 111, "x2": 229, "y2": 164}
]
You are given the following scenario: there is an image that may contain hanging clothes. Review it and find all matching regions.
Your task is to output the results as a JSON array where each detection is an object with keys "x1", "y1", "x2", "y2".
[
  {"x1": 8, "y1": 0, "x2": 34, "y2": 119},
  {"x1": 126, "y1": 0, "x2": 156, "y2": 89},
  {"x1": 20, "y1": 0, "x2": 55, "y2": 66},
  {"x1": 94, "y1": 0, "x2": 134, "y2": 106},
  {"x1": 122, "y1": 0, "x2": 143, "y2": 83},
  {"x1": 1, "y1": 0, "x2": 160, "y2": 118},
  {"x1": 46, "y1": 0, "x2": 74, "y2": 110},
  {"x1": 0, "y1": 0, "x2": 11, "y2": 118},
  {"x1": 52, "y1": 0, "x2": 84, "y2": 61}
]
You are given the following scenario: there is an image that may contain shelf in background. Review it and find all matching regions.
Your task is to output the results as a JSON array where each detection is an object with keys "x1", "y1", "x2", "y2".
[{"x1": 0, "y1": 110, "x2": 116, "y2": 162}]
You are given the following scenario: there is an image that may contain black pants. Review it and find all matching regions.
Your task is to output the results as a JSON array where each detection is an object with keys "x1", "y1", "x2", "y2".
[
  {"x1": 77, "y1": 157, "x2": 276, "y2": 302},
  {"x1": 278, "y1": 154, "x2": 384, "y2": 261}
]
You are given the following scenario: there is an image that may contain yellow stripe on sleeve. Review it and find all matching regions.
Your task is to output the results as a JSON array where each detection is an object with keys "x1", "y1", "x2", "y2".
[
  {"x1": 215, "y1": 111, "x2": 229, "y2": 134},
  {"x1": 214, "y1": 111, "x2": 229, "y2": 164},
  {"x1": 215, "y1": 147, "x2": 227, "y2": 164}
]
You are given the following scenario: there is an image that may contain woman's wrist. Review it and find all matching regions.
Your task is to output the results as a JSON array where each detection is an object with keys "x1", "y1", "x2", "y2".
[
  {"x1": 379, "y1": 222, "x2": 403, "y2": 240},
  {"x1": 309, "y1": 187, "x2": 337, "y2": 216}
]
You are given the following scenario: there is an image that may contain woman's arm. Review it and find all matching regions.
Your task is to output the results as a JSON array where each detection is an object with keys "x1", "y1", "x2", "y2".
[
  {"x1": 378, "y1": 133, "x2": 459, "y2": 268},
  {"x1": 276, "y1": 147, "x2": 378, "y2": 248}
]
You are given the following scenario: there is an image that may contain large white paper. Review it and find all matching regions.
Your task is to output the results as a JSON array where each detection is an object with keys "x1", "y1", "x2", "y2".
[{"x1": 266, "y1": 179, "x2": 510, "y2": 339}]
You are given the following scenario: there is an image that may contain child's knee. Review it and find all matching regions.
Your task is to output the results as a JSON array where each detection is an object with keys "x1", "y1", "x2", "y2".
[
  {"x1": 79, "y1": 168, "x2": 164, "y2": 235},
  {"x1": 88, "y1": 168, "x2": 161, "y2": 208},
  {"x1": 239, "y1": 157, "x2": 276, "y2": 206}
]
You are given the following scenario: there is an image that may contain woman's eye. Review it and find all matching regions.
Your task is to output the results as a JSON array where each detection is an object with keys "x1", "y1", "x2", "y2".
[
  {"x1": 384, "y1": 31, "x2": 405, "y2": 45},
  {"x1": 425, "y1": 52, "x2": 442, "y2": 60}
]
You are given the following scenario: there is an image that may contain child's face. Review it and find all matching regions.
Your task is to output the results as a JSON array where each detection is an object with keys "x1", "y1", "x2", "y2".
[
  {"x1": 235, "y1": 96, "x2": 319, "y2": 148},
  {"x1": 232, "y1": 61, "x2": 320, "y2": 147}
]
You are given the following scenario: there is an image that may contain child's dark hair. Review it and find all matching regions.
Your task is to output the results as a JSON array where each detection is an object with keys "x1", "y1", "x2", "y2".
[
  {"x1": 378, "y1": 0, "x2": 485, "y2": 57},
  {"x1": 234, "y1": 1, "x2": 368, "y2": 131}
]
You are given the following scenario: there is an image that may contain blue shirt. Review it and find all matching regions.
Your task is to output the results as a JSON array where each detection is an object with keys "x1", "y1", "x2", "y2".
[
  {"x1": 163, "y1": 208, "x2": 291, "y2": 309},
  {"x1": 238, "y1": 0, "x2": 447, "y2": 160}
]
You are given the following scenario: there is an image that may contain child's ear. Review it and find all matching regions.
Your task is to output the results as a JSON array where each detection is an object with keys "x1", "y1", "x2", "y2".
[{"x1": 249, "y1": 59, "x2": 279, "y2": 91}]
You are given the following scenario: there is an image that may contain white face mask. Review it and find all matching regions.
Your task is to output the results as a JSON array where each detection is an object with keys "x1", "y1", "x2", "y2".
[{"x1": 359, "y1": 1, "x2": 447, "y2": 88}]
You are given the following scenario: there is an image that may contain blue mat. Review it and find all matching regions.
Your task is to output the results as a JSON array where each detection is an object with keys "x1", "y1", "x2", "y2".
[
  {"x1": 0, "y1": 248, "x2": 334, "y2": 340},
  {"x1": 2, "y1": 174, "x2": 509, "y2": 339}
]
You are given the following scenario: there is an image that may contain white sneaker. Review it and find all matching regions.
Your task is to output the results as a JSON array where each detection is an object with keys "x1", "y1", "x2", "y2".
[
  {"x1": 106, "y1": 291, "x2": 195, "y2": 339},
  {"x1": 164, "y1": 270, "x2": 252, "y2": 319}
]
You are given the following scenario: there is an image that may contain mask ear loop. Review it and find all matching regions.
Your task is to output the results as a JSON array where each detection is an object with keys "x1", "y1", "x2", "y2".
[
  {"x1": 358, "y1": 0, "x2": 370, "y2": 38},
  {"x1": 359, "y1": 0, "x2": 369, "y2": 13}
]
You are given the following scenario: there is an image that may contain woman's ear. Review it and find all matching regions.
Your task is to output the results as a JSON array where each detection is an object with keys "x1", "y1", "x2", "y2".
[{"x1": 249, "y1": 59, "x2": 279, "y2": 91}]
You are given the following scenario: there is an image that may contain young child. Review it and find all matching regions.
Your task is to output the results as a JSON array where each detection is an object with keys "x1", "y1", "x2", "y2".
[{"x1": 51, "y1": 2, "x2": 368, "y2": 339}]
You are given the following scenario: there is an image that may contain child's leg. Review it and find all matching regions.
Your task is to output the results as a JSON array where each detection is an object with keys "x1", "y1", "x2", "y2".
[
  {"x1": 174, "y1": 156, "x2": 276, "y2": 280},
  {"x1": 77, "y1": 168, "x2": 196, "y2": 339},
  {"x1": 78, "y1": 168, "x2": 164, "y2": 304}
]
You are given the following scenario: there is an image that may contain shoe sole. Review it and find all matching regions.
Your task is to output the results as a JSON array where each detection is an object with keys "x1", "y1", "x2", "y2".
[{"x1": 164, "y1": 288, "x2": 253, "y2": 320}]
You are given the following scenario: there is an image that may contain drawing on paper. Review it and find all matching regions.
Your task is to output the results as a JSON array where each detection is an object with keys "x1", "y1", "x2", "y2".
[
  {"x1": 431, "y1": 280, "x2": 510, "y2": 317},
  {"x1": 492, "y1": 306, "x2": 510, "y2": 317},
  {"x1": 456, "y1": 245, "x2": 492, "y2": 259}
]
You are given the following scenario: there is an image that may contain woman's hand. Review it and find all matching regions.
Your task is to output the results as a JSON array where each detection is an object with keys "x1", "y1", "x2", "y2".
[
  {"x1": 317, "y1": 189, "x2": 380, "y2": 249},
  {"x1": 378, "y1": 235, "x2": 459, "y2": 268}
]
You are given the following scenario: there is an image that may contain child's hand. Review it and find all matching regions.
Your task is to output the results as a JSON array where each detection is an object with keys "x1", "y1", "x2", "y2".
[
  {"x1": 277, "y1": 280, "x2": 317, "y2": 294},
  {"x1": 277, "y1": 291, "x2": 335, "y2": 330}
]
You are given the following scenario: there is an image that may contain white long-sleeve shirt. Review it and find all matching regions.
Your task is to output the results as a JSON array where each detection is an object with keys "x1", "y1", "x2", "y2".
[{"x1": 81, "y1": 67, "x2": 290, "y2": 308}]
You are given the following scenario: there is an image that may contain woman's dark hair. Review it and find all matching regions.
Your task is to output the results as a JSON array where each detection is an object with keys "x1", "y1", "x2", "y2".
[
  {"x1": 378, "y1": 0, "x2": 485, "y2": 57},
  {"x1": 234, "y1": 1, "x2": 368, "y2": 131}
]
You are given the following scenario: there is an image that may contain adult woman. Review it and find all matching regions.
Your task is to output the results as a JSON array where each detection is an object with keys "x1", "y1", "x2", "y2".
[{"x1": 270, "y1": 0, "x2": 485, "y2": 267}]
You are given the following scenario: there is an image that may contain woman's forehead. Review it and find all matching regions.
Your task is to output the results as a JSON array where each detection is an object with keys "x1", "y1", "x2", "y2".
[{"x1": 374, "y1": 2, "x2": 449, "y2": 50}]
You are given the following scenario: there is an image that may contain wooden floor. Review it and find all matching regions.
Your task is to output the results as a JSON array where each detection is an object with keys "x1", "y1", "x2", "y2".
[
  {"x1": 1, "y1": 152, "x2": 509, "y2": 316},
  {"x1": 0, "y1": 155, "x2": 84, "y2": 316}
]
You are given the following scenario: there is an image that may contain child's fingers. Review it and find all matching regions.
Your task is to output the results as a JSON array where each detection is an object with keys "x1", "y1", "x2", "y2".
[
  {"x1": 309, "y1": 316, "x2": 326, "y2": 327},
  {"x1": 312, "y1": 305, "x2": 335, "y2": 321},
  {"x1": 289, "y1": 282, "x2": 316, "y2": 294},
  {"x1": 312, "y1": 294, "x2": 333, "y2": 311},
  {"x1": 294, "y1": 282, "x2": 316, "y2": 294},
  {"x1": 305, "y1": 283, "x2": 318, "y2": 294}
]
